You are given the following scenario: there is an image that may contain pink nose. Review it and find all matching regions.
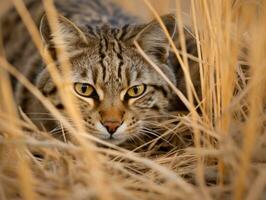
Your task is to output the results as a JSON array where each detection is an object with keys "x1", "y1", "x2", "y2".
[{"x1": 102, "y1": 121, "x2": 121, "y2": 135}]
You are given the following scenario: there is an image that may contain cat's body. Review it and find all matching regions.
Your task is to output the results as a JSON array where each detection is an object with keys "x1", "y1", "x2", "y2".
[{"x1": 2, "y1": 0, "x2": 199, "y2": 145}]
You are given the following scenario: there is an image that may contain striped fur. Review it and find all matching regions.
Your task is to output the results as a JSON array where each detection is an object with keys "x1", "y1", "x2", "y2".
[{"x1": 2, "y1": 0, "x2": 199, "y2": 145}]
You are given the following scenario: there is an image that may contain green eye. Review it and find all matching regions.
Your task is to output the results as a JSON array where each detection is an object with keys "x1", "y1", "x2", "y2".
[
  {"x1": 126, "y1": 84, "x2": 146, "y2": 98},
  {"x1": 74, "y1": 83, "x2": 95, "y2": 97}
]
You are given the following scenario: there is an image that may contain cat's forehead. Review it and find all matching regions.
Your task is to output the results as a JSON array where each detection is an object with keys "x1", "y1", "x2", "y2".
[
  {"x1": 71, "y1": 44, "x2": 143, "y2": 85},
  {"x1": 70, "y1": 26, "x2": 168, "y2": 92},
  {"x1": 72, "y1": 50, "x2": 145, "y2": 84}
]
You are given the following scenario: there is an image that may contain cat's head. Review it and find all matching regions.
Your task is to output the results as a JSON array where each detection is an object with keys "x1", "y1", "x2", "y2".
[{"x1": 37, "y1": 14, "x2": 176, "y2": 144}]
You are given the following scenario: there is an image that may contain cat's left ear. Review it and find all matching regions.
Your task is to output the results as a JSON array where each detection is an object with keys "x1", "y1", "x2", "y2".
[
  {"x1": 39, "y1": 14, "x2": 88, "y2": 53},
  {"x1": 133, "y1": 14, "x2": 176, "y2": 62}
]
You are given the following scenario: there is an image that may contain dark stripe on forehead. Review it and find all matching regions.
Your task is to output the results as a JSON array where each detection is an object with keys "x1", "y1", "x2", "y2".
[
  {"x1": 112, "y1": 39, "x2": 121, "y2": 54},
  {"x1": 117, "y1": 53, "x2": 123, "y2": 60},
  {"x1": 92, "y1": 66, "x2": 99, "y2": 83},
  {"x1": 86, "y1": 26, "x2": 98, "y2": 37},
  {"x1": 125, "y1": 67, "x2": 131, "y2": 86},
  {"x1": 99, "y1": 37, "x2": 107, "y2": 81},
  {"x1": 112, "y1": 39, "x2": 124, "y2": 80},
  {"x1": 134, "y1": 60, "x2": 142, "y2": 80},
  {"x1": 117, "y1": 40, "x2": 123, "y2": 53},
  {"x1": 117, "y1": 59, "x2": 124, "y2": 79},
  {"x1": 119, "y1": 24, "x2": 130, "y2": 40},
  {"x1": 111, "y1": 28, "x2": 120, "y2": 38},
  {"x1": 103, "y1": 36, "x2": 108, "y2": 51}
]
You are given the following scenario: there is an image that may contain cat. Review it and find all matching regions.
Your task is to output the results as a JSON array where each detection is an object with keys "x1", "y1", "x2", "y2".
[{"x1": 2, "y1": 0, "x2": 199, "y2": 145}]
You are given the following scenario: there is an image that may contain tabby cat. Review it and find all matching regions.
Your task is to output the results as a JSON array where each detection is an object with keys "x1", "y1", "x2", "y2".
[{"x1": 2, "y1": 0, "x2": 198, "y2": 145}]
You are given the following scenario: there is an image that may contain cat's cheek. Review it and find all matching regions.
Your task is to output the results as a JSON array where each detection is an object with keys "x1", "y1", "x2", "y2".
[
  {"x1": 127, "y1": 98, "x2": 138, "y2": 107},
  {"x1": 75, "y1": 96, "x2": 95, "y2": 110},
  {"x1": 129, "y1": 98, "x2": 157, "y2": 110}
]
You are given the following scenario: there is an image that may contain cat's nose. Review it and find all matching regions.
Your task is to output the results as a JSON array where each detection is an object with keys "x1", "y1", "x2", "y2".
[
  {"x1": 102, "y1": 120, "x2": 121, "y2": 135},
  {"x1": 99, "y1": 107, "x2": 124, "y2": 135}
]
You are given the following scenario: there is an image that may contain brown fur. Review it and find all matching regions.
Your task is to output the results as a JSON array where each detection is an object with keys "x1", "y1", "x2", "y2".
[{"x1": 2, "y1": 0, "x2": 199, "y2": 145}]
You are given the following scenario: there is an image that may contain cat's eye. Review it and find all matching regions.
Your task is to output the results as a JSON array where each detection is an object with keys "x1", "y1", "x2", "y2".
[
  {"x1": 126, "y1": 84, "x2": 146, "y2": 98},
  {"x1": 74, "y1": 83, "x2": 95, "y2": 97}
]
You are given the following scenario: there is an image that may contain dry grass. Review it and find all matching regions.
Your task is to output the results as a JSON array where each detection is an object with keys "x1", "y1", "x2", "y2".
[{"x1": 0, "y1": 0, "x2": 266, "y2": 199}]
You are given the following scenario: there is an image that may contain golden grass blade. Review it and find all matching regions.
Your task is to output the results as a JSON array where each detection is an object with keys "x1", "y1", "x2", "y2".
[
  {"x1": 142, "y1": 0, "x2": 202, "y2": 107},
  {"x1": 233, "y1": 2, "x2": 266, "y2": 198}
]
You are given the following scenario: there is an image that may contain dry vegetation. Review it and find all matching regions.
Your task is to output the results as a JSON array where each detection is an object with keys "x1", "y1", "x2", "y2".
[{"x1": 0, "y1": 0, "x2": 266, "y2": 199}]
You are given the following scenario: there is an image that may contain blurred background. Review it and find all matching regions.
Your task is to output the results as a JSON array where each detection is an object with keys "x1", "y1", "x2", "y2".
[{"x1": 0, "y1": 0, "x2": 191, "y2": 22}]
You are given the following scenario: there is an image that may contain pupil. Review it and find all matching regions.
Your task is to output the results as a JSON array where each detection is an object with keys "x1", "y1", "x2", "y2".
[
  {"x1": 133, "y1": 87, "x2": 139, "y2": 94},
  {"x1": 81, "y1": 85, "x2": 87, "y2": 93}
]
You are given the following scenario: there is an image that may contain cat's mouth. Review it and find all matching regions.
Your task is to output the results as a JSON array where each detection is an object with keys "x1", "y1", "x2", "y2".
[
  {"x1": 103, "y1": 132, "x2": 127, "y2": 143},
  {"x1": 103, "y1": 137, "x2": 124, "y2": 144},
  {"x1": 99, "y1": 134, "x2": 127, "y2": 145},
  {"x1": 95, "y1": 122, "x2": 128, "y2": 144}
]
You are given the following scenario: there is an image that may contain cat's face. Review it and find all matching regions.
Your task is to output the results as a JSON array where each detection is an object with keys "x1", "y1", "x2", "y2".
[{"x1": 38, "y1": 15, "x2": 176, "y2": 144}]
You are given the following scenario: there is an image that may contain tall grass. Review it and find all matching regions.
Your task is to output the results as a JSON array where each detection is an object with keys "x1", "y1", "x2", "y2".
[{"x1": 0, "y1": 0, "x2": 265, "y2": 199}]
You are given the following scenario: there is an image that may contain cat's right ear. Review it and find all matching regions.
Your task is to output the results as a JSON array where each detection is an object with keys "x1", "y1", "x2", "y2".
[
  {"x1": 123, "y1": 14, "x2": 176, "y2": 63},
  {"x1": 39, "y1": 14, "x2": 88, "y2": 54}
]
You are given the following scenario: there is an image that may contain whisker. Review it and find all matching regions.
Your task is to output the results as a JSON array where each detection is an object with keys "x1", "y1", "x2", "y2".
[
  {"x1": 128, "y1": 134, "x2": 145, "y2": 145},
  {"x1": 142, "y1": 127, "x2": 161, "y2": 135},
  {"x1": 139, "y1": 131, "x2": 160, "y2": 140},
  {"x1": 139, "y1": 129, "x2": 173, "y2": 146}
]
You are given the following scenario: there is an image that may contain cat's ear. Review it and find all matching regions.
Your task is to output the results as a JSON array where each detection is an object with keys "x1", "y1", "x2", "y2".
[
  {"x1": 39, "y1": 14, "x2": 88, "y2": 53},
  {"x1": 130, "y1": 14, "x2": 176, "y2": 62}
]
